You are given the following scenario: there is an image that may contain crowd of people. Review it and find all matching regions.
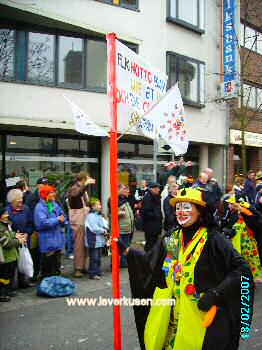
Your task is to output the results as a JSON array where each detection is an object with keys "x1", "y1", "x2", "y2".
[{"x1": 1, "y1": 163, "x2": 262, "y2": 349}]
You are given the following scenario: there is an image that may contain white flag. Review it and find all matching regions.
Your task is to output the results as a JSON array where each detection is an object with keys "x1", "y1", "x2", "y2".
[
  {"x1": 62, "y1": 95, "x2": 109, "y2": 137},
  {"x1": 144, "y1": 84, "x2": 189, "y2": 155},
  {"x1": 111, "y1": 40, "x2": 167, "y2": 139}
]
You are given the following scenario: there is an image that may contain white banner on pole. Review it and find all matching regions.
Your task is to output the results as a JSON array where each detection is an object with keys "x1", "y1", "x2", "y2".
[
  {"x1": 144, "y1": 84, "x2": 189, "y2": 155},
  {"x1": 62, "y1": 95, "x2": 109, "y2": 137},
  {"x1": 115, "y1": 40, "x2": 168, "y2": 139}
]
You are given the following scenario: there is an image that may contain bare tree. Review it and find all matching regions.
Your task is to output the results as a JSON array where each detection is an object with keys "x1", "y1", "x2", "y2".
[
  {"x1": 0, "y1": 29, "x2": 14, "y2": 77},
  {"x1": 0, "y1": 29, "x2": 54, "y2": 81}
]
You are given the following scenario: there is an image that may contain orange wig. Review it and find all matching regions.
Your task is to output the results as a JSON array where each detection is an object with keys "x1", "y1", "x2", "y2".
[{"x1": 39, "y1": 185, "x2": 56, "y2": 201}]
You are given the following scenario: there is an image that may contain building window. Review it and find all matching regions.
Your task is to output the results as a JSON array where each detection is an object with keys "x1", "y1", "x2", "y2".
[
  {"x1": 0, "y1": 25, "x2": 137, "y2": 92},
  {"x1": 240, "y1": 23, "x2": 262, "y2": 55},
  {"x1": 167, "y1": 52, "x2": 205, "y2": 107},
  {"x1": 96, "y1": 0, "x2": 138, "y2": 10},
  {"x1": 58, "y1": 36, "x2": 83, "y2": 87},
  {"x1": 167, "y1": 0, "x2": 205, "y2": 34},
  {"x1": 86, "y1": 39, "x2": 107, "y2": 90},
  {"x1": 243, "y1": 84, "x2": 262, "y2": 110},
  {"x1": 5, "y1": 134, "x2": 99, "y2": 196},
  {"x1": 27, "y1": 32, "x2": 55, "y2": 83},
  {"x1": 0, "y1": 29, "x2": 15, "y2": 78}
]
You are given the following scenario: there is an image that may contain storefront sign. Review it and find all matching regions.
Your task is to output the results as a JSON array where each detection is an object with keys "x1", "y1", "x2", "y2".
[
  {"x1": 114, "y1": 40, "x2": 167, "y2": 138},
  {"x1": 7, "y1": 155, "x2": 98, "y2": 162},
  {"x1": 230, "y1": 129, "x2": 262, "y2": 147},
  {"x1": 221, "y1": 0, "x2": 237, "y2": 99}
]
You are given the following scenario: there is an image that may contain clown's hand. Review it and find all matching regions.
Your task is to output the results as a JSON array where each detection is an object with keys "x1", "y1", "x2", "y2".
[
  {"x1": 113, "y1": 237, "x2": 129, "y2": 255},
  {"x1": 197, "y1": 288, "x2": 219, "y2": 312}
]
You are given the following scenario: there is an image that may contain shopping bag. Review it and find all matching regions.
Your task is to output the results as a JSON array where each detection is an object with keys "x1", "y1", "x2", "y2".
[
  {"x1": 134, "y1": 213, "x2": 143, "y2": 231},
  {"x1": 144, "y1": 284, "x2": 174, "y2": 350},
  {"x1": 18, "y1": 244, "x2": 34, "y2": 278},
  {"x1": 37, "y1": 276, "x2": 76, "y2": 298}
]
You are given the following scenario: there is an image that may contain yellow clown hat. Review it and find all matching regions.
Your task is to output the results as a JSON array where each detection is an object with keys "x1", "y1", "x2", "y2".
[
  {"x1": 225, "y1": 194, "x2": 250, "y2": 208},
  {"x1": 169, "y1": 187, "x2": 206, "y2": 207},
  {"x1": 225, "y1": 195, "x2": 237, "y2": 204}
]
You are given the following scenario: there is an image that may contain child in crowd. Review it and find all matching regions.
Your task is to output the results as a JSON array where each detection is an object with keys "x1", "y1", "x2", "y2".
[
  {"x1": 85, "y1": 198, "x2": 108, "y2": 280},
  {"x1": 0, "y1": 207, "x2": 27, "y2": 302}
]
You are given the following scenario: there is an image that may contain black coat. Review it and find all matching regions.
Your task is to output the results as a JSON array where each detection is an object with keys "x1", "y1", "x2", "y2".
[
  {"x1": 243, "y1": 179, "x2": 256, "y2": 203},
  {"x1": 205, "y1": 182, "x2": 223, "y2": 209},
  {"x1": 126, "y1": 227, "x2": 254, "y2": 350},
  {"x1": 140, "y1": 191, "x2": 162, "y2": 234},
  {"x1": 163, "y1": 193, "x2": 178, "y2": 231},
  {"x1": 24, "y1": 189, "x2": 40, "y2": 212}
]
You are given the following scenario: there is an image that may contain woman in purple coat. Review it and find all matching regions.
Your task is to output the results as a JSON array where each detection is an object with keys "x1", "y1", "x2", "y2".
[{"x1": 34, "y1": 185, "x2": 67, "y2": 278}]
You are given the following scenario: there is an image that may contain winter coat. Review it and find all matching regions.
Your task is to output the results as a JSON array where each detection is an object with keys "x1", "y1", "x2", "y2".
[
  {"x1": 118, "y1": 201, "x2": 134, "y2": 235},
  {"x1": 0, "y1": 221, "x2": 19, "y2": 264},
  {"x1": 243, "y1": 179, "x2": 256, "y2": 203},
  {"x1": 24, "y1": 189, "x2": 40, "y2": 212},
  {"x1": 108, "y1": 196, "x2": 134, "y2": 235},
  {"x1": 34, "y1": 199, "x2": 67, "y2": 253},
  {"x1": 67, "y1": 182, "x2": 89, "y2": 209},
  {"x1": 85, "y1": 211, "x2": 106, "y2": 248},
  {"x1": 163, "y1": 193, "x2": 178, "y2": 231},
  {"x1": 140, "y1": 191, "x2": 162, "y2": 234},
  {"x1": 5, "y1": 204, "x2": 33, "y2": 242}
]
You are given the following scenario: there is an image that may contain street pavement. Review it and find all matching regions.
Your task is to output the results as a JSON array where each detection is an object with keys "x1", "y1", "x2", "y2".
[{"x1": 0, "y1": 231, "x2": 261, "y2": 350}]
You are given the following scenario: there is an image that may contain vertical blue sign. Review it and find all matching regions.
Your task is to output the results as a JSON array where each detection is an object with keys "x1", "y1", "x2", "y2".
[{"x1": 223, "y1": 0, "x2": 236, "y2": 96}]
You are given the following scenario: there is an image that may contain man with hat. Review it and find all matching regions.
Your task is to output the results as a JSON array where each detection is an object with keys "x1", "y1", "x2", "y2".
[
  {"x1": 140, "y1": 182, "x2": 162, "y2": 252},
  {"x1": 25, "y1": 177, "x2": 48, "y2": 212}
]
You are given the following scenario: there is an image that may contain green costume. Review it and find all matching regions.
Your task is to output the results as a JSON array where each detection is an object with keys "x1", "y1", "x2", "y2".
[
  {"x1": 163, "y1": 227, "x2": 208, "y2": 349},
  {"x1": 232, "y1": 217, "x2": 261, "y2": 279}
]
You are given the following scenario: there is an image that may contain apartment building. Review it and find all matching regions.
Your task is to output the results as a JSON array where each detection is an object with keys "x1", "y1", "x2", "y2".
[{"x1": 0, "y1": 0, "x2": 227, "y2": 206}]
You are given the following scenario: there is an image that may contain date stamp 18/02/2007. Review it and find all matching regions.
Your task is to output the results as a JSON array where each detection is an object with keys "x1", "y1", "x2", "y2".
[{"x1": 240, "y1": 275, "x2": 251, "y2": 340}]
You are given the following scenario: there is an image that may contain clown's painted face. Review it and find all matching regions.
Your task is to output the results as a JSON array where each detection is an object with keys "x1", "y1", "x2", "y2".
[{"x1": 175, "y1": 202, "x2": 200, "y2": 227}]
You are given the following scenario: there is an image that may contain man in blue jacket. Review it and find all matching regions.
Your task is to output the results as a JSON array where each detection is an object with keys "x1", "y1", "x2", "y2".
[{"x1": 243, "y1": 170, "x2": 256, "y2": 203}]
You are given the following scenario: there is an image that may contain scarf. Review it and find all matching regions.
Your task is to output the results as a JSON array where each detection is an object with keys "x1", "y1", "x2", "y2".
[
  {"x1": 11, "y1": 204, "x2": 24, "y2": 214},
  {"x1": 47, "y1": 201, "x2": 54, "y2": 214}
]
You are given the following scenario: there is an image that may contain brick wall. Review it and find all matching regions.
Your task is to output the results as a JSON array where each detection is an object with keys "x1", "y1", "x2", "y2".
[
  {"x1": 240, "y1": 0, "x2": 262, "y2": 29},
  {"x1": 249, "y1": 148, "x2": 262, "y2": 172}
]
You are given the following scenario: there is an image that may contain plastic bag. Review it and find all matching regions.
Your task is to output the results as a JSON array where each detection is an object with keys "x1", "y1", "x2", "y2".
[
  {"x1": 18, "y1": 244, "x2": 34, "y2": 278},
  {"x1": 37, "y1": 276, "x2": 76, "y2": 298},
  {"x1": 144, "y1": 284, "x2": 174, "y2": 350}
]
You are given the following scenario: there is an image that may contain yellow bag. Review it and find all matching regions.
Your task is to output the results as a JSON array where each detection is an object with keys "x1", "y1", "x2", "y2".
[{"x1": 144, "y1": 281, "x2": 174, "y2": 350}]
